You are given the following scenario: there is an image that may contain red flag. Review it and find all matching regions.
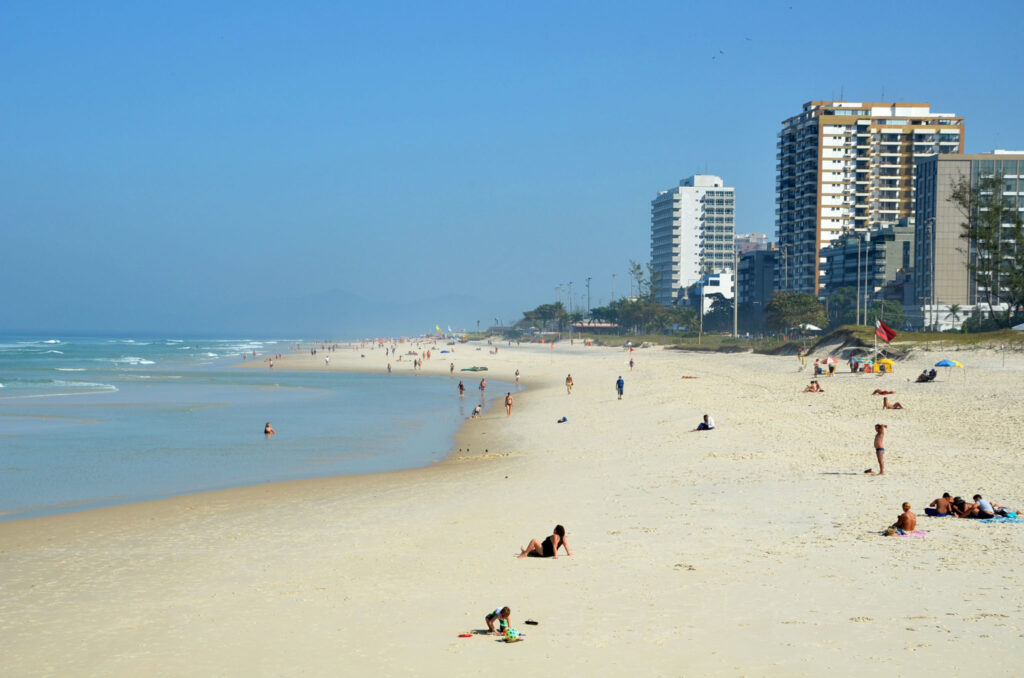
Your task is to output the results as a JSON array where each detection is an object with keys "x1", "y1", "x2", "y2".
[{"x1": 875, "y1": 319, "x2": 897, "y2": 344}]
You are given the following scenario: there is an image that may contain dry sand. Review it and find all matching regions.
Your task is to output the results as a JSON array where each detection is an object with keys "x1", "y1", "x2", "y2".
[{"x1": 2, "y1": 339, "x2": 1023, "y2": 676}]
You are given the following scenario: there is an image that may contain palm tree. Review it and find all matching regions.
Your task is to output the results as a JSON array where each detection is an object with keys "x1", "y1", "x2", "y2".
[{"x1": 945, "y1": 304, "x2": 963, "y2": 329}]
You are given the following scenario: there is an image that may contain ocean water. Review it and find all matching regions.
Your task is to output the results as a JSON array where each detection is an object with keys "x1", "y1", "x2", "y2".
[{"x1": 0, "y1": 336, "x2": 510, "y2": 522}]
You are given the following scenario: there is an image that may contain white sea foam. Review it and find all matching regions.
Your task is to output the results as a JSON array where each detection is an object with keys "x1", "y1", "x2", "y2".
[
  {"x1": 205, "y1": 352, "x2": 218, "y2": 357},
  {"x1": 44, "y1": 350, "x2": 64, "y2": 354},
  {"x1": 56, "y1": 368, "x2": 86, "y2": 372},
  {"x1": 43, "y1": 339, "x2": 60, "y2": 344},
  {"x1": 51, "y1": 380, "x2": 118, "y2": 391},
  {"x1": 103, "y1": 356, "x2": 157, "y2": 366}
]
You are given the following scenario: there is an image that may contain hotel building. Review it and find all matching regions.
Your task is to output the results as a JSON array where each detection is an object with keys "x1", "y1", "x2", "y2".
[
  {"x1": 650, "y1": 175, "x2": 736, "y2": 306},
  {"x1": 776, "y1": 101, "x2": 964, "y2": 296}
]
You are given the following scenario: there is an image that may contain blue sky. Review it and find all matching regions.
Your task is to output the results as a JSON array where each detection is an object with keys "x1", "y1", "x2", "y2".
[{"x1": 3, "y1": 1, "x2": 1023, "y2": 336}]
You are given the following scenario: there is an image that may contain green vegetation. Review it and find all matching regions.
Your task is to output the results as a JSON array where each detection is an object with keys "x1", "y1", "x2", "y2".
[
  {"x1": 765, "y1": 292, "x2": 827, "y2": 330},
  {"x1": 809, "y1": 325, "x2": 1024, "y2": 353},
  {"x1": 951, "y1": 172, "x2": 1024, "y2": 328}
]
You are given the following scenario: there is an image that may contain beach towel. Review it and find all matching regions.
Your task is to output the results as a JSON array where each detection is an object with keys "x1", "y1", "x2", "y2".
[
  {"x1": 892, "y1": 530, "x2": 928, "y2": 538},
  {"x1": 978, "y1": 513, "x2": 1022, "y2": 524}
]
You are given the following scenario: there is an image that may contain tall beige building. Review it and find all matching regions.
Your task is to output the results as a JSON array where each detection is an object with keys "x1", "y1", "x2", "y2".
[{"x1": 776, "y1": 101, "x2": 964, "y2": 295}]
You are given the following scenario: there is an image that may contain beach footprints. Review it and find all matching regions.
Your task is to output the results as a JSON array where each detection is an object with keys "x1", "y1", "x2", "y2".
[{"x1": 673, "y1": 563, "x2": 697, "y2": 571}]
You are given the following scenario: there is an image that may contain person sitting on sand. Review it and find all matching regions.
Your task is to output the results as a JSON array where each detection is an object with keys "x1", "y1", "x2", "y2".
[
  {"x1": 926, "y1": 492, "x2": 954, "y2": 517},
  {"x1": 916, "y1": 370, "x2": 930, "y2": 383},
  {"x1": 518, "y1": 525, "x2": 571, "y2": 559},
  {"x1": 882, "y1": 396, "x2": 904, "y2": 410},
  {"x1": 952, "y1": 496, "x2": 976, "y2": 518},
  {"x1": 471, "y1": 404, "x2": 482, "y2": 418},
  {"x1": 485, "y1": 606, "x2": 511, "y2": 635},
  {"x1": 264, "y1": 422, "x2": 275, "y2": 436},
  {"x1": 803, "y1": 380, "x2": 823, "y2": 393},
  {"x1": 973, "y1": 494, "x2": 997, "y2": 519},
  {"x1": 886, "y1": 502, "x2": 917, "y2": 535},
  {"x1": 694, "y1": 414, "x2": 715, "y2": 431},
  {"x1": 872, "y1": 389, "x2": 895, "y2": 395}
]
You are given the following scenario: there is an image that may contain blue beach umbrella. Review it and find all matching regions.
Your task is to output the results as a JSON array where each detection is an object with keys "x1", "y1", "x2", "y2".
[{"x1": 934, "y1": 359, "x2": 965, "y2": 383}]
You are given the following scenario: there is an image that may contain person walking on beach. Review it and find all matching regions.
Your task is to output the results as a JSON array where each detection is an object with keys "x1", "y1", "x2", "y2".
[
  {"x1": 450, "y1": 362, "x2": 454, "y2": 375},
  {"x1": 867, "y1": 424, "x2": 887, "y2": 475},
  {"x1": 479, "y1": 378, "x2": 487, "y2": 393},
  {"x1": 629, "y1": 357, "x2": 635, "y2": 371},
  {"x1": 515, "y1": 368, "x2": 520, "y2": 385},
  {"x1": 458, "y1": 380, "x2": 465, "y2": 397},
  {"x1": 565, "y1": 374, "x2": 574, "y2": 394},
  {"x1": 387, "y1": 362, "x2": 392, "y2": 374},
  {"x1": 615, "y1": 376, "x2": 624, "y2": 400},
  {"x1": 505, "y1": 392, "x2": 513, "y2": 417}
]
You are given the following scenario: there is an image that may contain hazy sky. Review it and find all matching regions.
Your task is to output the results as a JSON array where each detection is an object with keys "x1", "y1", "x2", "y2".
[{"x1": 3, "y1": 1, "x2": 1023, "y2": 336}]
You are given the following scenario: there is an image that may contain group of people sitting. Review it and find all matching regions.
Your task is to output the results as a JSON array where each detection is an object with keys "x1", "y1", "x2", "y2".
[
  {"x1": 813, "y1": 359, "x2": 836, "y2": 376},
  {"x1": 916, "y1": 369, "x2": 938, "y2": 383},
  {"x1": 925, "y1": 492, "x2": 1016, "y2": 519},
  {"x1": 803, "y1": 380, "x2": 824, "y2": 393}
]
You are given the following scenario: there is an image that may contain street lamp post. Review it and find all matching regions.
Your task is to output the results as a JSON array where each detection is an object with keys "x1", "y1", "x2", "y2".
[
  {"x1": 733, "y1": 247, "x2": 739, "y2": 338},
  {"x1": 856, "y1": 237, "x2": 862, "y2": 326},
  {"x1": 585, "y1": 277, "x2": 592, "y2": 318},
  {"x1": 925, "y1": 216, "x2": 937, "y2": 331},
  {"x1": 698, "y1": 280, "x2": 705, "y2": 345},
  {"x1": 862, "y1": 231, "x2": 871, "y2": 326},
  {"x1": 611, "y1": 273, "x2": 616, "y2": 302}
]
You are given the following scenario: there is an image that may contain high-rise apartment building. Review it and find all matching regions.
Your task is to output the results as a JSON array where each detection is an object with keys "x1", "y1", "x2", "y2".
[
  {"x1": 914, "y1": 151, "x2": 1024, "y2": 327},
  {"x1": 776, "y1": 101, "x2": 964, "y2": 296},
  {"x1": 651, "y1": 175, "x2": 735, "y2": 306}
]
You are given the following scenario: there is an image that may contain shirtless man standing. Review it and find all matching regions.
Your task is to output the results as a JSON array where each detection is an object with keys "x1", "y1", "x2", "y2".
[{"x1": 866, "y1": 424, "x2": 886, "y2": 475}]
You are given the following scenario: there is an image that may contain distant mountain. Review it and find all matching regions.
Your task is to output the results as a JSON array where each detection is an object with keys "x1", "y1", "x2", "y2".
[{"x1": 4, "y1": 288, "x2": 520, "y2": 340}]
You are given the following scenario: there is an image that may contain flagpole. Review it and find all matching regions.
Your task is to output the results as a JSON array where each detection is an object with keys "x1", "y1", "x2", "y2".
[{"x1": 873, "y1": 316, "x2": 878, "y2": 367}]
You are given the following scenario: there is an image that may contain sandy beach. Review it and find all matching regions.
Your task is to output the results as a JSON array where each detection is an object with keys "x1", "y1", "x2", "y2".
[{"x1": 2, "y1": 339, "x2": 1023, "y2": 676}]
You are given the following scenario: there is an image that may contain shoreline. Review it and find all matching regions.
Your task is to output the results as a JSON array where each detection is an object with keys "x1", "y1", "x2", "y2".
[{"x1": 3, "y1": 341, "x2": 1023, "y2": 675}]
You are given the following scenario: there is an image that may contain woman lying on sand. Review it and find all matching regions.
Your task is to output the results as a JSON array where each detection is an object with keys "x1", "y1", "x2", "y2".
[{"x1": 518, "y1": 525, "x2": 571, "y2": 559}]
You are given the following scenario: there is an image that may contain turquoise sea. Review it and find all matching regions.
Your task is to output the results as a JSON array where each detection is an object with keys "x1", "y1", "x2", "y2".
[{"x1": 0, "y1": 336, "x2": 508, "y2": 522}]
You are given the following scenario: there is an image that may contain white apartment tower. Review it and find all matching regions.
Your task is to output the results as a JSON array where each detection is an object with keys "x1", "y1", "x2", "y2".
[
  {"x1": 651, "y1": 175, "x2": 735, "y2": 306},
  {"x1": 776, "y1": 101, "x2": 964, "y2": 295}
]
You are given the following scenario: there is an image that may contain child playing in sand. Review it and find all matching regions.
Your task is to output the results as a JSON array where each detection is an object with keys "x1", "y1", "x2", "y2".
[{"x1": 485, "y1": 607, "x2": 511, "y2": 635}]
